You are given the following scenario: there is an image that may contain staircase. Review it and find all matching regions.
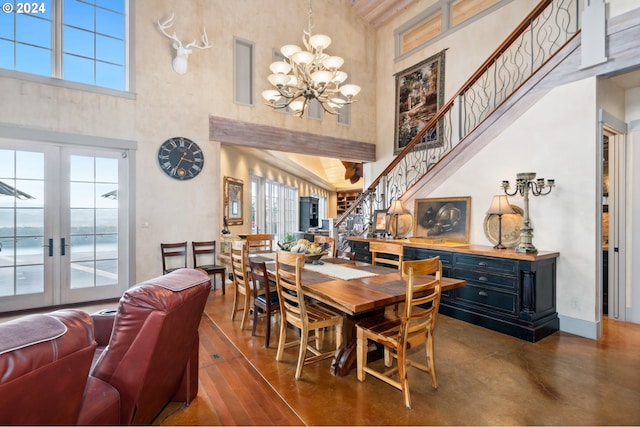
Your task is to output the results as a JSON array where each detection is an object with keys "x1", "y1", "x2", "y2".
[{"x1": 335, "y1": 0, "x2": 584, "y2": 247}]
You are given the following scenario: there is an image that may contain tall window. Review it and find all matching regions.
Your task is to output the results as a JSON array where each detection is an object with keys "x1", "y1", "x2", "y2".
[
  {"x1": 0, "y1": 0, "x2": 128, "y2": 91},
  {"x1": 250, "y1": 175, "x2": 298, "y2": 241}
]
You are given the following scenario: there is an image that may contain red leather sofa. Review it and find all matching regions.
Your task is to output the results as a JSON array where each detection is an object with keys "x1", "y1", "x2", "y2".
[
  {"x1": 0, "y1": 309, "x2": 96, "y2": 425},
  {"x1": 0, "y1": 268, "x2": 211, "y2": 425},
  {"x1": 78, "y1": 268, "x2": 211, "y2": 425}
]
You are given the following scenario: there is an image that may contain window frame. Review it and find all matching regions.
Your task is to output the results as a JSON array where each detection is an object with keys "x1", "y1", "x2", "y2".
[{"x1": 0, "y1": 0, "x2": 134, "y2": 96}]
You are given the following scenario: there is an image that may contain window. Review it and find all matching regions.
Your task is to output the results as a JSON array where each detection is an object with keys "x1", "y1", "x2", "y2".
[
  {"x1": 395, "y1": 0, "x2": 507, "y2": 58},
  {"x1": 234, "y1": 37, "x2": 254, "y2": 105},
  {"x1": 0, "y1": 0, "x2": 128, "y2": 91},
  {"x1": 310, "y1": 192, "x2": 327, "y2": 221},
  {"x1": 250, "y1": 175, "x2": 298, "y2": 241}
]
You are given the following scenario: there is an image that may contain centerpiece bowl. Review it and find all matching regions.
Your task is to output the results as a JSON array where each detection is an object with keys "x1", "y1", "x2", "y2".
[{"x1": 304, "y1": 251, "x2": 328, "y2": 264}]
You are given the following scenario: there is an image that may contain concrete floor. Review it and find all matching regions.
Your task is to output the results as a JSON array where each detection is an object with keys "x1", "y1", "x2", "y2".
[{"x1": 159, "y1": 286, "x2": 640, "y2": 425}]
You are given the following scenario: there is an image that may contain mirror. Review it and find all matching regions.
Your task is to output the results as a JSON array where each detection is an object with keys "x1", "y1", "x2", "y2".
[{"x1": 224, "y1": 176, "x2": 243, "y2": 225}]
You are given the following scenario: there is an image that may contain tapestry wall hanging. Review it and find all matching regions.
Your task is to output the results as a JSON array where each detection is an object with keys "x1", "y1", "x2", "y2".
[{"x1": 394, "y1": 50, "x2": 446, "y2": 154}]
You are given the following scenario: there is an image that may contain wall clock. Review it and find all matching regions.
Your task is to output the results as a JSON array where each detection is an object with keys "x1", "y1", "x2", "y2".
[{"x1": 157, "y1": 137, "x2": 204, "y2": 180}]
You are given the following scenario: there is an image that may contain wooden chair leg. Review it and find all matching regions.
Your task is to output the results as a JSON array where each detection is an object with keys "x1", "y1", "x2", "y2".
[
  {"x1": 276, "y1": 316, "x2": 287, "y2": 361},
  {"x1": 220, "y1": 272, "x2": 225, "y2": 295},
  {"x1": 230, "y1": 287, "x2": 239, "y2": 321},
  {"x1": 295, "y1": 329, "x2": 308, "y2": 380},
  {"x1": 240, "y1": 293, "x2": 250, "y2": 330},
  {"x1": 356, "y1": 328, "x2": 366, "y2": 381},
  {"x1": 251, "y1": 306, "x2": 259, "y2": 337},
  {"x1": 264, "y1": 312, "x2": 272, "y2": 348},
  {"x1": 397, "y1": 348, "x2": 411, "y2": 409},
  {"x1": 426, "y1": 332, "x2": 438, "y2": 389}
]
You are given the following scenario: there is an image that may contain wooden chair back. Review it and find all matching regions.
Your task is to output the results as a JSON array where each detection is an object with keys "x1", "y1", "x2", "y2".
[
  {"x1": 313, "y1": 235, "x2": 335, "y2": 257},
  {"x1": 191, "y1": 240, "x2": 217, "y2": 267},
  {"x1": 230, "y1": 240, "x2": 251, "y2": 329},
  {"x1": 275, "y1": 250, "x2": 306, "y2": 327},
  {"x1": 191, "y1": 240, "x2": 226, "y2": 293},
  {"x1": 160, "y1": 241, "x2": 187, "y2": 274},
  {"x1": 401, "y1": 257, "x2": 443, "y2": 339},
  {"x1": 248, "y1": 258, "x2": 279, "y2": 347},
  {"x1": 369, "y1": 241, "x2": 404, "y2": 269},
  {"x1": 245, "y1": 233, "x2": 274, "y2": 252}
]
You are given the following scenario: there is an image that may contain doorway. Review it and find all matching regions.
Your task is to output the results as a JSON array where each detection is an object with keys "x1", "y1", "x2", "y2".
[
  {"x1": 0, "y1": 140, "x2": 131, "y2": 312},
  {"x1": 599, "y1": 111, "x2": 627, "y2": 325}
]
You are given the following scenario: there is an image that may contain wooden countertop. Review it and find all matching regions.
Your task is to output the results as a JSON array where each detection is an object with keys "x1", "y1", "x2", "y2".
[{"x1": 347, "y1": 236, "x2": 559, "y2": 261}]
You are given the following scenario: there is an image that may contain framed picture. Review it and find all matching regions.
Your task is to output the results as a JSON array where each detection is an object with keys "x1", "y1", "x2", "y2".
[
  {"x1": 373, "y1": 210, "x2": 388, "y2": 233},
  {"x1": 394, "y1": 50, "x2": 446, "y2": 154},
  {"x1": 413, "y1": 197, "x2": 471, "y2": 243},
  {"x1": 224, "y1": 176, "x2": 243, "y2": 226}
]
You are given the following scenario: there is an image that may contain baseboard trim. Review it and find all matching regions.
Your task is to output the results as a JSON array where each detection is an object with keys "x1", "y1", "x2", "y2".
[{"x1": 559, "y1": 315, "x2": 599, "y2": 339}]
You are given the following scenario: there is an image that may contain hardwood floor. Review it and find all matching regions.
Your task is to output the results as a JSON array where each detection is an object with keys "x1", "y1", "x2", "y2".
[
  {"x1": 153, "y1": 315, "x2": 303, "y2": 426},
  {"x1": 155, "y1": 287, "x2": 640, "y2": 426}
]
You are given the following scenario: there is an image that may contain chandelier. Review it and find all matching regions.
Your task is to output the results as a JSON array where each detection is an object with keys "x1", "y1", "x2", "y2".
[{"x1": 261, "y1": 0, "x2": 361, "y2": 118}]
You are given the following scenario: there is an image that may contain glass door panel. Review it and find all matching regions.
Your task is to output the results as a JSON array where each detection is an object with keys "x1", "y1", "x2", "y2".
[
  {"x1": 0, "y1": 145, "x2": 54, "y2": 311},
  {"x1": 62, "y1": 150, "x2": 124, "y2": 303}
]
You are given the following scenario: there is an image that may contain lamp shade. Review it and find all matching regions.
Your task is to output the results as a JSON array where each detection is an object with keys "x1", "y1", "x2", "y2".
[
  {"x1": 388, "y1": 200, "x2": 407, "y2": 215},
  {"x1": 309, "y1": 34, "x2": 331, "y2": 50},
  {"x1": 339, "y1": 84, "x2": 361, "y2": 98},
  {"x1": 487, "y1": 195, "x2": 515, "y2": 215}
]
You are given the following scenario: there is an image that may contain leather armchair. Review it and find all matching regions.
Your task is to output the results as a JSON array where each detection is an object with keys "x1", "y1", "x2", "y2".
[
  {"x1": 0, "y1": 309, "x2": 96, "y2": 425},
  {"x1": 78, "y1": 268, "x2": 211, "y2": 425}
]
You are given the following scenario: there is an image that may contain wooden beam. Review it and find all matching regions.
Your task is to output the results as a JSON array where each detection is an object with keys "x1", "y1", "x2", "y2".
[{"x1": 209, "y1": 116, "x2": 376, "y2": 162}]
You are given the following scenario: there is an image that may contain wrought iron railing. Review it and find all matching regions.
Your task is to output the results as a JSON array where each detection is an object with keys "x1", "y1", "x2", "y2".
[{"x1": 335, "y1": 0, "x2": 580, "y2": 250}]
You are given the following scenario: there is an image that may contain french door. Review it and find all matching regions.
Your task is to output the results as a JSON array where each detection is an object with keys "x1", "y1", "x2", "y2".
[{"x1": 0, "y1": 140, "x2": 129, "y2": 312}]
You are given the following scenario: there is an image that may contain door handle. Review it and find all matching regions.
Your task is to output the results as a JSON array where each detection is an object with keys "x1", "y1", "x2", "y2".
[
  {"x1": 45, "y1": 238, "x2": 53, "y2": 257},
  {"x1": 60, "y1": 237, "x2": 66, "y2": 256}
]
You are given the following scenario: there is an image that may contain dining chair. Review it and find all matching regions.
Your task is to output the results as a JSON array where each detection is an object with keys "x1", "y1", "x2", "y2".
[
  {"x1": 336, "y1": 249, "x2": 356, "y2": 260},
  {"x1": 192, "y1": 240, "x2": 226, "y2": 294},
  {"x1": 248, "y1": 258, "x2": 280, "y2": 348},
  {"x1": 275, "y1": 250, "x2": 343, "y2": 380},
  {"x1": 370, "y1": 241, "x2": 405, "y2": 313},
  {"x1": 160, "y1": 241, "x2": 187, "y2": 275},
  {"x1": 230, "y1": 240, "x2": 251, "y2": 330},
  {"x1": 355, "y1": 257, "x2": 442, "y2": 409},
  {"x1": 369, "y1": 241, "x2": 404, "y2": 269},
  {"x1": 313, "y1": 235, "x2": 335, "y2": 257},
  {"x1": 245, "y1": 233, "x2": 274, "y2": 253}
]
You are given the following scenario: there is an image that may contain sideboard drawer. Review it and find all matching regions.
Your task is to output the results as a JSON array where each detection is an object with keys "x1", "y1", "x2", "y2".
[
  {"x1": 455, "y1": 284, "x2": 517, "y2": 316},
  {"x1": 454, "y1": 254, "x2": 518, "y2": 275},
  {"x1": 453, "y1": 269, "x2": 517, "y2": 291}
]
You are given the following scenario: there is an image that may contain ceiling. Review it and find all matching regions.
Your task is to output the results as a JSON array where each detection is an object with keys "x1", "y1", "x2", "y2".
[{"x1": 350, "y1": 0, "x2": 418, "y2": 27}]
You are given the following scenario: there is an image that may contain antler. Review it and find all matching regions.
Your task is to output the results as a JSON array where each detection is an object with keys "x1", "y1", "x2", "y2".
[
  {"x1": 157, "y1": 13, "x2": 182, "y2": 48},
  {"x1": 185, "y1": 28, "x2": 212, "y2": 50}
]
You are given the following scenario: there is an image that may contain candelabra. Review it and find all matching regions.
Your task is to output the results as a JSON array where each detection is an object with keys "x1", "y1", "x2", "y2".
[{"x1": 501, "y1": 172, "x2": 555, "y2": 253}]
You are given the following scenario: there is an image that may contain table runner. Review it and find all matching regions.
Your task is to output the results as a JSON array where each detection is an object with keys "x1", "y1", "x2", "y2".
[{"x1": 303, "y1": 262, "x2": 379, "y2": 280}]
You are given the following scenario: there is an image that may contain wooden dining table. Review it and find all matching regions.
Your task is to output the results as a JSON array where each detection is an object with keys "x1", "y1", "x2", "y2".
[{"x1": 250, "y1": 253, "x2": 466, "y2": 377}]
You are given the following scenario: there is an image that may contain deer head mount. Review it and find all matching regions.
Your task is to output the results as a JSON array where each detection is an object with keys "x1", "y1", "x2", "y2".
[{"x1": 157, "y1": 13, "x2": 212, "y2": 75}]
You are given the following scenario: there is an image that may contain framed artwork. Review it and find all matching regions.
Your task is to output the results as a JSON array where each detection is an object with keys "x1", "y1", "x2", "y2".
[
  {"x1": 394, "y1": 50, "x2": 446, "y2": 154},
  {"x1": 413, "y1": 197, "x2": 471, "y2": 243},
  {"x1": 373, "y1": 210, "x2": 388, "y2": 233},
  {"x1": 224, "y1": 176, "x2": 243, "y2": 226}
]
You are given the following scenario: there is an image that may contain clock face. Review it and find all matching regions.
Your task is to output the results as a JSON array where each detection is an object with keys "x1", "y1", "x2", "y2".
[{"x1": 158, "y1": 137, "x2": 204, "y2": 180}]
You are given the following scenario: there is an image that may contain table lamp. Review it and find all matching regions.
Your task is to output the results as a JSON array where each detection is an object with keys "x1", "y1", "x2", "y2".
[
  {"x1": 388, "y1": 200, "x2": 407, "y2": 239},
  {"x1": 486, "y1": 195, "x2": 515, "y2": 250}
]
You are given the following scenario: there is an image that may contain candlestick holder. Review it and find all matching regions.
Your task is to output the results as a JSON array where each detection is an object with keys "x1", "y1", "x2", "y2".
[{"x1": 501, "y1": 172, "x2": 555, "y2": 253}]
